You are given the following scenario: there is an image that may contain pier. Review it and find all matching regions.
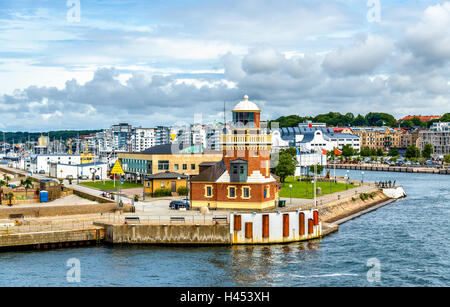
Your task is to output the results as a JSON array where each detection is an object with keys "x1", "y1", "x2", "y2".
[{"x1": 328, "y1": 164, "x2": 449, "y2": 175}]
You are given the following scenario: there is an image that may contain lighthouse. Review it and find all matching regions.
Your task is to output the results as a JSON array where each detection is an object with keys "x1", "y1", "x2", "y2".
[{"x1": 190, "y1": 95, "x2": 278, "y2": 210}]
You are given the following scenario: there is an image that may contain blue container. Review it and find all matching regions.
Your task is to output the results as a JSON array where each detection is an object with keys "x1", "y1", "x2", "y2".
[{"x1": 40, "y1": 190, "x2": 49, "y2": 203}]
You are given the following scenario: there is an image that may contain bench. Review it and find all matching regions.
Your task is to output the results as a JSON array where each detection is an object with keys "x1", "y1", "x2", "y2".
[
  {"x1": 124, "y1": 216, "x2": 140, "y2": 223},
  {"x1": 212, "y1": 216, "x2": 228, "y2": 223},
  {"x1": 170, "y1": 216, "x2": 185, "y2": 223},
  {"x1": 9, "y1": 214, "x2": 24, "y2": 220}
]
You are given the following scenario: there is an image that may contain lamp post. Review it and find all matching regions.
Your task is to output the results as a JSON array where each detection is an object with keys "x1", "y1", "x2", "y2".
[
  {"x1": 361, "y1": 171, "x2": 365, "y2": 185},
  {"x1": 345, "y1": 174, "x2": 348, "y2": 190},
  {"x1": 289, "y1": 184, "x2": 293, "y2": 205}
]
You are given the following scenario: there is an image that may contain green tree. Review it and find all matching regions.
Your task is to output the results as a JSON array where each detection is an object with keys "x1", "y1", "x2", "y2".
[
  {"x1": 352, "y1": 114, "x2": 368, "y2": 126},
  {"x1": 272, "y1": 151, "x2": 298, "y2": 183},
  {"x1": 341, "y1": 144, "x2": 354, "y2": 157},
  {"x1": 309, "y1": 163, "x2": 324, "y2": 175},
  {"x1": 377, "y1": 148, "x2": 384, "y2": 156},
  {"x1": 0, "y1": 180, "x2": 5, "y2": 203},
  {"x1": 388, "y1": 147, "x2": 399, "y2": 157},
  {"x1": 444, "y1": 154, "x2": 450, "y2": 164},
  {"x1": 365, "y1": 112, "x2": 397, "y2": 127},
  {"x1": 405, "y1": 145, "x2": 420, "y2": 159},
  {"x1": 422, "y1": 143, "x2": 434, "y2": 159},
  {"x1": 20, "y1": 178, "x2": 33, "y2": 196}
]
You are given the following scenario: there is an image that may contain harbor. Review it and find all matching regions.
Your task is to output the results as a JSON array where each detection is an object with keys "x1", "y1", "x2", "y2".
[{"x1": 0, "y1": 169, "x2": 446, "y2": 287}]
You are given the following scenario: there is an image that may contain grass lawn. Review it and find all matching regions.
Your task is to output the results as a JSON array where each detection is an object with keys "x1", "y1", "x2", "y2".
[
  {"x1": 79, "y1": 181, "x2": 143, "y2": 190},
  {"x1": 279, "y1": 177, "x2": 356, "y2": 199}
]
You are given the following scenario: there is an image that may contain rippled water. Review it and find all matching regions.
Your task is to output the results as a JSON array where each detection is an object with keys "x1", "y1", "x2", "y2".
[{"x1": 0, "y1": 170, "x2": 449, "y2": 287}]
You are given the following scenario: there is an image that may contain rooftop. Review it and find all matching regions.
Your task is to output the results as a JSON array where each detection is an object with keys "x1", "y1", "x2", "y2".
[{"x1": 232, "y1": 95, "x2": 260, "y2": 112}]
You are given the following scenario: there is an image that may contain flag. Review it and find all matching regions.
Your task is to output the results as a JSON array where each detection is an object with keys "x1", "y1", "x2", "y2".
[
  {"x1": 321, "y1": 148, "x2": 327, "y2": 155},
  {"x1": 334, "y1": 148, "x2": 342, "y2": 156},
  {"x1": 308, "y1": 122, "x2": 312, "y2": 128}
]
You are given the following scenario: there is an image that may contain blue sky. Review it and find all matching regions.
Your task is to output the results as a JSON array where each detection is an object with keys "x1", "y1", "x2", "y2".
[{"x1": 0, "y1": 0, "x2": 449, "y2": 131}]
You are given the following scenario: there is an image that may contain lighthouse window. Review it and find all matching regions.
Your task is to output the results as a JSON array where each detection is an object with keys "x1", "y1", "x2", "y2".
[
  {"x1": 240, "y1": 165, "x2": 244, "y2": 174},
  {"x1": 233, "y1": 165, "x2": 238, "y2": 174}
]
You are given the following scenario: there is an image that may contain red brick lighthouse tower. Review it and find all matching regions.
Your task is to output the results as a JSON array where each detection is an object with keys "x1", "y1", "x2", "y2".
[{"x1": 190, "y1": 95, "x2": 278, "y2": 210}]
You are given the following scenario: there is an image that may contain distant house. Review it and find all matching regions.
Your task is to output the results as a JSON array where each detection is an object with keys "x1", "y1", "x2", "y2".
[{"x1": 399, "y1": 115, "x2": 442, "y2": 122}]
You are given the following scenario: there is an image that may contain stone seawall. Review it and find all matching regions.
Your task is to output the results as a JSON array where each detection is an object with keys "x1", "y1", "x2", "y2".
[
  {"x1": 96, "y1": 222, "x2": 231, "y2": 245},
  {"x1": 319, "y1": 189, "x2": 393, "y2": 224},
  {"x1": 0, "y1": 228, "x2": 104, "y2": 248},
  {"x1": 0, "y1": 203, "x2": 121, "y2": 219}
]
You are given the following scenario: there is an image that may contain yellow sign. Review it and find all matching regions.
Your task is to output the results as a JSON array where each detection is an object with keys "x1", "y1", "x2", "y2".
[
  {"x1": 110, "y1": 160, "x2": 125, "y2": 174},
  {"x1": 170, "y1": 134, "x2": 176, "y2": 141}
]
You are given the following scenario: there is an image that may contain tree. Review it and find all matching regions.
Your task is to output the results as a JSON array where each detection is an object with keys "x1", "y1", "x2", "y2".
[
  {"x1": 388, "y1": 147, "x2": 399, "y2": 157},
  {"x1": 0, "y1": 180, "x2": 5, "y2": 204},
  {"x1": 422, "y1": 143, "x2": 434, "y2": 159},
  {"x1": 444, "y1": 154, "x2": 450, "y2": 164},
  {"x1": 377, "y1": 148, "x2": 384, "y2": 156},
  {"x1": 7, "y1": 192, "x2": 14, "y2": 206},
  {"x1": 352, "y1": 114, "x2": 368, "y2": 126},
  {"x1": 20, "y1": 178, "x2": 33, "y2": 196},
  {"x1": 341, "y1": 144, "x2": 355, "y2": 157},
  {"x1": 272, "y1": 151, "x2": 298, "y2": 183},
  {"x1": 405, "y1": 145, "x2": 420, "y2": 159},
  {"x1": 309, "y1": 163, "x2": 324, "y2": 175}
]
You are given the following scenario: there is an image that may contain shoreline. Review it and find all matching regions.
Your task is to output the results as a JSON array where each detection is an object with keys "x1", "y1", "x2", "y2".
[{"x1": 328, "y1": 164, "x2": 449, "y2": 175}]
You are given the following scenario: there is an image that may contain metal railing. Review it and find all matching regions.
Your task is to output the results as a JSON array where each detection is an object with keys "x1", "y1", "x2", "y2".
[
  {"x1": 0, "y1": 221, "x2": 97, "y2": 235},
  {"x1": 97, "y1": 213, "x2": 230, "y2": 225}
]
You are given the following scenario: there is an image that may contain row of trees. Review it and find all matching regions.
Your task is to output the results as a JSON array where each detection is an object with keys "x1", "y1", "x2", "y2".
[
  {"x1": 270, "y1": 112, "x2": 450, "y2": 129},
  {"x1": 0, "y1": 130, "x2": 101, "y2": 145}
]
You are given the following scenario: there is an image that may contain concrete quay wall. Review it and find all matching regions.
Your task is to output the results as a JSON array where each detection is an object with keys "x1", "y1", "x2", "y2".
[
  {"x1": 0, "y1": 228, "x2": 104, "y2": 248},
  {"x1": 0, "y1": 203, "x2": 122, "y2": 219},
  {"x1": 96, "y1": 222, "x2": 231, "y2": 245},
  {"x1": 329, "y1": 164, "x2": 449, "y2": 175}
]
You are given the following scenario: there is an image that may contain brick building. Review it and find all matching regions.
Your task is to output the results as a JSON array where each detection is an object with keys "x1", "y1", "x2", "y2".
[{"x1": 190, "y1": 95, "x2": 279, "y2": 210}]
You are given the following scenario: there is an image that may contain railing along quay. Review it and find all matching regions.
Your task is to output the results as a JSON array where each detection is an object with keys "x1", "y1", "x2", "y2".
[
  {"x1": 328, "y1": 164, "x2": 450, "y2": 174},
  {"x1": 97, "y1": 213, "x2": 230, "y2": 225}
]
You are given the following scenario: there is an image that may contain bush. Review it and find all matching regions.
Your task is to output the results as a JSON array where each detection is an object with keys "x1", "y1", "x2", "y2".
[
  {"x1": 152, "y1": 188, "x2": 172, "y2": 197},
  {"x1": 177, "y1": 186, "x2": 189, "y2": 196},
  {"x1": 360, "y1": 193, "x2": 369, "y2": 201}
]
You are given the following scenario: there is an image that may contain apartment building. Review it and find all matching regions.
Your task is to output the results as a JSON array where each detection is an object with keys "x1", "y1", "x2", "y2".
[
  {"x1": 352, "y1": 127, "x2": 401, "y2": 151},
  {"x1": 419, "y1": 122, "x2": 450, "y2": 157}
]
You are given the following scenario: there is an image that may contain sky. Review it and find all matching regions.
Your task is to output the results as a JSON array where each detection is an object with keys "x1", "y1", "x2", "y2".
[{"x1": 0, "y1": 0, "x2": 449, "y2": 131}]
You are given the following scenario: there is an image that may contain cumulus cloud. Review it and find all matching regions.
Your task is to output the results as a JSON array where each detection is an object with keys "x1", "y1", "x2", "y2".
[
  {"x1": 404, "y1": 2, "x2": 450, "y2": 65},
  {"x1": 322, "y1": 34, "x2": 394, "y2": 76}
]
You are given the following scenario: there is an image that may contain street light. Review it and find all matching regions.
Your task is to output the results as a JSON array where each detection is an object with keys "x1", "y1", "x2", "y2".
[
  {"x1": 361, "y1": 171, "x2": 365, "y2": 185},
  {"x1": 289, "y1": 184, "x2": 293, "y2": 205}
]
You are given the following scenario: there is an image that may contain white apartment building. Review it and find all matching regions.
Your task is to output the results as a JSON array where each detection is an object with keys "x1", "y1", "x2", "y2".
[
  {"x1": 132, "y1": 128, "x2": 156, "y2": 152},
  {"x1": 419, "y1": 122, "x2": 450, "y2": 158}
]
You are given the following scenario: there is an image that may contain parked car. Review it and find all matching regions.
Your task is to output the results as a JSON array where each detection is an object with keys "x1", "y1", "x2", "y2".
[
  {"x1": 180, "y1": 198, "x2": 190, "y2": 210},
  {"x1": 78, "y1": 175, "x2": 89, "y2": 180},
  {"x1": 38, "y1": 170, "x2": 45, "y2": 174},
  {"x1": 169, "y1": 200, "x2": 186, "y2": 210},
  {"x1": 66, "y1": 175, "x2": 73, "y2": 179}
]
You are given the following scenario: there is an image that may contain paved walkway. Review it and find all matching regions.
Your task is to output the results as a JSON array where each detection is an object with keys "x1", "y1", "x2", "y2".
[{"x1": 280, "y1": 184, "x2": 377, "y2": 209}]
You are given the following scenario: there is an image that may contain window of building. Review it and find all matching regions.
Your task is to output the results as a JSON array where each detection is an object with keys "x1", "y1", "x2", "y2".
[
  {"x1": 174, "y1": 164, "x2": 179, "y2": 171},
  {"x1": 191, "y1": 164, "x2": 195, "y2": 170},
  {"x1": 242, "y1": 186, "x2": 251, "y2": 199},
  {"x1": 183, "y1": 164, "x2": 187, "y2": 170},
  {"x1": 228, "y1": 186, "x2": 237, "y2": 198},
  {"x1": 205, "y1": 185, "x2": 213, "y2": 198},
  {"x1": 161, "y1": 181, "x2": 165, "y2": 188},
  {"x1": 158, "y1": 160, "x2": 169, "y2": 170}
]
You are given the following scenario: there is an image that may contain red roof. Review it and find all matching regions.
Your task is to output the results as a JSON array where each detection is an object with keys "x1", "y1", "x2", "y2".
[
  {"x1": 400, "y1": 115, "x2": 441, "y2": 122},
  {"x1": 333, "y1": 127, "x2": 353, "y2": 133}
]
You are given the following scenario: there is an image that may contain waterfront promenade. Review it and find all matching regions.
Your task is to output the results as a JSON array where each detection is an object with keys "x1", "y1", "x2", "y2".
[{"x1": 329, "y1": 163, "x2": 449, "y2": 175}]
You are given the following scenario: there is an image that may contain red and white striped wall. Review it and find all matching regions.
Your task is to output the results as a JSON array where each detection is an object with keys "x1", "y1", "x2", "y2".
[{"x1": 230, "y1": 209, "x2": 322, "y2": 244}]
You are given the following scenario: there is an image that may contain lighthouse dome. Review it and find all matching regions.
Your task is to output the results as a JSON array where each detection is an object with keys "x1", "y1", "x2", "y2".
[{"x1": 232, "y1": 95, "x2": 260, "y2": 112}]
